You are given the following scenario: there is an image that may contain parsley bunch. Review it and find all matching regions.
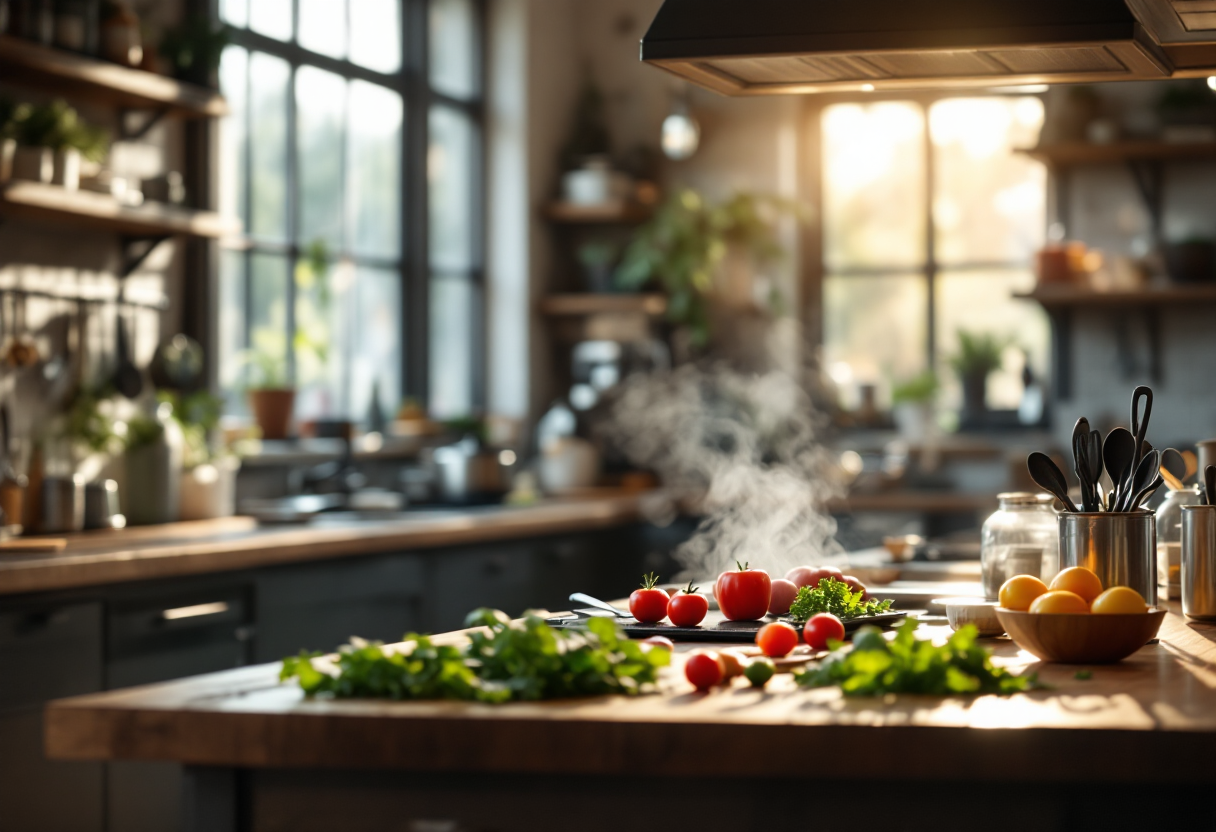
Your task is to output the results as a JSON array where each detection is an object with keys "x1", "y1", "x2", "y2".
[
  {"x1": 280, "y1": 608, "x2": 670, "y2": 703},
  {"x1": 786, "y1": 578, "x2": 894, "y2": 623},
  {"x1": 796, "y1": 619, "x2": 1035, "y2": 696}
]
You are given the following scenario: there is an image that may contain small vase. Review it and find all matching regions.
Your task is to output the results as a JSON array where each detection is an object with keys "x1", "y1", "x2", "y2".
[
  {"x1": 0, "y1": 139, "x2": 14, "y2": 182},
  {"x1": 249, "y1": 389, "x2": 296, "y2": 440},
  {"x1": 52, "y1": 147, "x2": 80, "y2": 191},
  {"x1": 961, "y1": 371, "x2": 989, "y2": 422},
  {"x1": 122, "y1": 410, "x2": 183, "y2": 526}
]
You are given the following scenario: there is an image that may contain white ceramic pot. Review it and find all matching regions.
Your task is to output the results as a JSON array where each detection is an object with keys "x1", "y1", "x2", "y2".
[
  {"x1": 179, "y1": 458, "x2": 239, "y2": 521},
  {"x1": 0, "y1": 139, "x2": 14, "y2": 182},
  {"x1": 893, "y1": 401, "x2": 933, "y2": 443},
  {"x1": 11, "y1": 146, "x2": 53, "y2": 183},
  {"x1": 538, "y1": 437, "x2": 600, "y2": 494},
  {"x1": 52, "y1": 147, "x2": 80, "y2": 190}
]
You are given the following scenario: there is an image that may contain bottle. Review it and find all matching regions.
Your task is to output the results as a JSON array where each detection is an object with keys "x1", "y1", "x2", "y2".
[
  {"x1": 1157, "y1": 485, "x2": 1204, "y2": 600},
  {"x1": 981, "y1": 492, "x2": 1059, "y2": 600}
]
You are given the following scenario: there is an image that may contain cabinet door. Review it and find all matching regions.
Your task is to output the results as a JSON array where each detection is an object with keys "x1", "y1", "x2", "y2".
[
  {"x1": 427, "y1": 543, "x2": 536, "y2": 633},
  {"x1": 0, "y1": 602, "x2": 104, "y2": 832},
  {"x1": 254, "y1": 553, "x2": 425, "y2": 662}
]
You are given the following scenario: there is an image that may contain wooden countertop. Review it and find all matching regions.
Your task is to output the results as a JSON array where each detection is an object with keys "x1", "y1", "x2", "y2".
[
  {"x1": 0, "y1": 492, "x2": 652, "y2": 597},
  {"x1": 44, "y1": 609, "x2": 1216, "y2": 785}
]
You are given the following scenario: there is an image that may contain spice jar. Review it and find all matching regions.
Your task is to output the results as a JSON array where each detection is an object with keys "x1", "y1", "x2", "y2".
[
  {"x1": 981, "y1": 492, "x2": 1059, "y2": 600},
  {"x1": 99, "y1": 0, "x2": 140, "y2": 66},
  {"x1": 1157, "y1": 485, "x2": 1203, "y2": 600}
]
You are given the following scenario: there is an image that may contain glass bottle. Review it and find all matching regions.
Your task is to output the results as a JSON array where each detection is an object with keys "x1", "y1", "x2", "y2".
[
  {"x1": 1157, "y1": 485, "x2": 1203, "y2": 600},
  {"x1": 981, "y1": 492, "x2": 1059, "y2": 600}
]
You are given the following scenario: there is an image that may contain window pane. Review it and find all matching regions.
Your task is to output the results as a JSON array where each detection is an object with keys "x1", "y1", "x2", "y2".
[
  {"x1": 430, "y1": 275, "x2": 476, "y2": 418},
  {"x1": 935, "y1": 269, "x2": 1049, "y2": 411},
  {"x1": 351, "y1": 266, "x2": 402, "y2": 421},
  {"x1": 249, "y1": 53, "x2": 290, "y2": 242},
  {"x1": 250, "y1": 253, "x2": 291, "y2": 388},
  {"x1": 430, "y1": 0, "x2": 479, "y2": 100},
  {"x1": 218, "y1": 250, "x2": 247, "y2": 406},
  {"x1": 296, "y1": 67, "x2": 346, "y2": 248},
  {"x1": 823, "y1": 103, "x2": 926, "y2": 270},
  {"x1": 249, "y1": 0, "x2": 292, "y2": 41},
  {"x1": 429, "y1": 106, "x2": 477, "y2": 271},
  {"x1": 932, "y1": 98, "x2": 1047, "y2": 265},
  {"x1": 349, "y1": 81, "x2": 403, "y2": 258},
  {"x1": 219, "y1": 0, "x2": 247, "y2": 29},
  {"x1": 351, "y1": 0, "x2": 402, "y2": 73},
  {"x1": 824, "y1": 274, "x2": 928, "y2": 408},
  {"x1": 218, "y1": 46, "x2": 247, "y2": 229},
  {"x1": 299, "y1": 0, "x2": 347, "y2": 58}
]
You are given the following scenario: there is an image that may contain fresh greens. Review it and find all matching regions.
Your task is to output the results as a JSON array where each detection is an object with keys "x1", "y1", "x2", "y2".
[
  {"x1": 796, "y1": 619, "x2": 1036, "y2": 697},
  {"x1": 787, "y1": 578, "x2": 893, "y2": 623},
  {"x1": 280, "y1": 608, "x2": 670, "y2": 703}
]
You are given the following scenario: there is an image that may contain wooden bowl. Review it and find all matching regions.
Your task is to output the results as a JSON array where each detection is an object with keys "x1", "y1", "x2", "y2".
[{"x1": 995, "y1": 607, "x2": 1167, "y2": 664}]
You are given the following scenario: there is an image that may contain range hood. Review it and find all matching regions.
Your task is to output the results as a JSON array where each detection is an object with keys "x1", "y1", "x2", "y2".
[{"x1": 641, "y1": 0, "x2": 1216, "y2": 95}]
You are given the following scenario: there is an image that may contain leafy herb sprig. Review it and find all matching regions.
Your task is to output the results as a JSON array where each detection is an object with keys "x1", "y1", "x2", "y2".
[
  {"x1": 787, "y1": 578, "x2": 893, "y2": 623},
  {"x1": 280, "y1": 608, "x2": 670, "y2": 703},
  {"x1": 796, "y1": 619, "x2": 1036, "y2": 696}
]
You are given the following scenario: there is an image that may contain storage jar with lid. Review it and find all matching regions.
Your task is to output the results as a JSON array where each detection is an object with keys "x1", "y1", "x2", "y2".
[
  {"x1": 1157, "y1": 484, "x2": 1203, "y2": 599},
  {"x1": 980, "y1": 492, "x2": 1059, "y2": 600}
]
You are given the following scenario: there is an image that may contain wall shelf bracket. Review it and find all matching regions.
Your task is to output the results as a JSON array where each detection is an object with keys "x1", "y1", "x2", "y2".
[{"x1": 120, "y1": 235, "x2": 170, "y2": 278}]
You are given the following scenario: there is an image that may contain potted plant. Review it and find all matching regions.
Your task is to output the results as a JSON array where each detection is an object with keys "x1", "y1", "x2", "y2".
[
  {"x1": 7, "y1": 100, "x2": 108, "y2": 189},
  {"x1": 576, "y1": 240, "x2": 620, "y2": 293},
  {"x1": 891, "y1": 370, "x2": 938, "y2": 442},
  {"x1": 244, "y1": 338, "x2": 295, "y2": 441},
  {"x1": 158, "y1": 16, "x2": 231, "y2": 88},
  {"x1": 167, "y1": 391, "x2": 240, "y2": 521},
  {"x1": 950, "y1": 329, "x2": 1008, "y2": 423},
  {"x1": 121, "y1": 401, "x2": 183, "y2": 526},
  {"x1": 615, "y1": 188, "x2": 802, "y2": 357}
]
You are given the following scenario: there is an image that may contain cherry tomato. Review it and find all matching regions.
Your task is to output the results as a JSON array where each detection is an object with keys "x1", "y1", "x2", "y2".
[
  {"x1": 640, "y1": 636, "x2": 674, "y2": 652},
  {"x1": 842, "y1": 575, "x2": 867, "y2": 595},
  {"x1": 667, "y1": 581, "x2": 708, "y2": 627},
  {"x1": 744, "y1": 657, "x2": 776, "y2": 688},
  {"x1": 785, "y1": 566, "x2": 817, "y2": 588},
  {"x1": 756, "y1": 621, "x2": 800, "y2": 657},
  {"x1": 629, "y1": 572, "x2": 669, "y2": 623},
  {"x1": 685, "y1": 651, "x2": 724, "y2": 690},
  {"x1": 768, "y1": 578, "x2": 799, "y2": 616},
  {"x1": 803, "y1": 612, "x2": 846, "y2": 651},
  {"x1": 717, "y1": 562, "x2": 772, "y2": 621}
]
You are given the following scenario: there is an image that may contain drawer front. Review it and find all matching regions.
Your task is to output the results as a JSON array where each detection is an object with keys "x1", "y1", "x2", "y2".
[
  {"x1": 427, "y1": 544, "x2": 536, "y2": 633},
  {"x1": 0, "y1": 707, "x2": 103, "y2": 832},
  {"x1": 0, "y1": 601, "x2": 102, "y2": 712}
]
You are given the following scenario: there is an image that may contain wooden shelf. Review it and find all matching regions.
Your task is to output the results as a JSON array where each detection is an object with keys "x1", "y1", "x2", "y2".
[
  {"x1": 0, "y1": 35, "x2": 226, "y2": 117},
  {"x1": 1014, "y1": 283, "x2": 1216, "y2": 308},
  {"x1": 0, "y1": 181, "x2": 240, "y2": 238},
  {"x1": 543, "y1": 202, "x2": 654, "y2": 225},
  {"x1": 1016, "y1": 141, "x2": 1216, "y2": 167},
  {"x1": 539, "y1": 294, "x2": 667, "y2": 317}
]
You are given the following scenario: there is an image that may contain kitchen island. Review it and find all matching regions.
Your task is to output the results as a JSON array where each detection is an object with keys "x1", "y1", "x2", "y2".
[{"x1": 45, "y1": 607, "x2": 1216, "y2": 832}]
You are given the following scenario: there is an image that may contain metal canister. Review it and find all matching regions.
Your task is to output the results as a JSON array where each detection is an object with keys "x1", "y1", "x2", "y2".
[
  {"x1": 1181, "y1": 505, "x2": 1216, "y2": 619},
  {"x1": 1059, "y1": 511, "x2": 1157, "y2": 606},
  {"x1": 1198, "y1": 440, "x2": 1216, "y2": 484}
]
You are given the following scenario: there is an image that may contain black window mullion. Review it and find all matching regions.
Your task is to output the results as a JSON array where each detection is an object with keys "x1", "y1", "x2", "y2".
[{"x1": 404, "y1": 0, "x2": 430, "y2": 405}]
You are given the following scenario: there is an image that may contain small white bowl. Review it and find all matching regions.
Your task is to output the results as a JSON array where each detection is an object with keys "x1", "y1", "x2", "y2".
[{"x1": 940, "y1": 597, "x2": 1005, "y2": 637}]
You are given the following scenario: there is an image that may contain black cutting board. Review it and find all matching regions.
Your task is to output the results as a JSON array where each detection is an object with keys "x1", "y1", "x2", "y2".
[{"x1": 549, "y1": 609, "x2": 912, "y2": 643}]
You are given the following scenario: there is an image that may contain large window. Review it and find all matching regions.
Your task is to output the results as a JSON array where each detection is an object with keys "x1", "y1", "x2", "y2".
[
  {"x1": 821, "y1": 96, "x2": 1050, "y2": 417},
  {"x1": 217, "y1": 0, "x2": 484, "y2": 421}
]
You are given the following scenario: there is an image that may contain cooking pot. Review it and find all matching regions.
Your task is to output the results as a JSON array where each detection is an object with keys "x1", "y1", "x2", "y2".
[{"x1": 433, "y1": 439, "x2": 514, "y2": 504}]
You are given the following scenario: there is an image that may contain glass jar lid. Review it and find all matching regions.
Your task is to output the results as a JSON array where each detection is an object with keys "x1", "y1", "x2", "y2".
[{"x1": 998, "y1": 492, "x2": 1056, "y2": 507}]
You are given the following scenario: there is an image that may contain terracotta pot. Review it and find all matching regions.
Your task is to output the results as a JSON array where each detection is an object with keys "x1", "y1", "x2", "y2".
[{"x1": 249, "y1": 389, "x2": 296, "y2": 440}]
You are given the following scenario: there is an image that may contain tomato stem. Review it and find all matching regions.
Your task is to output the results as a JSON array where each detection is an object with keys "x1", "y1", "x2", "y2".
[
  {"x1": 682, "y1": 580, "x2": 699, "y2": 594},
  {"x1": 639, "y1": 572, "x2": 661, "y2": 590},
  {"x1": 736, "y1": 560, "x2": 749, "y2": 571}
]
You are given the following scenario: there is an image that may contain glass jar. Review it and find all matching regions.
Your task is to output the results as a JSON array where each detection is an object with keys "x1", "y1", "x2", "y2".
[
  {"x1": 981, "y1": 492, "x2": 1059, "y2": 600},
  {"x1": 1157, "y1": 485, "x2": 1203, "y2": 600}
]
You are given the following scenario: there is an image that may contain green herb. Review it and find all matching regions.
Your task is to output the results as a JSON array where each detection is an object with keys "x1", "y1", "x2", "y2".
[
  {"x1": 1075, "y1": 669, "x2": 1093, "y2": 681},
  {"x1": 280, "y1": 608, "x2": 670, "y2": 703},
  {"x1": 787, "y1": 578, "x2": 893, "y2": 623},
  {"x1": 796, "y1": 619, "x2": 1036, "y2": 697}
]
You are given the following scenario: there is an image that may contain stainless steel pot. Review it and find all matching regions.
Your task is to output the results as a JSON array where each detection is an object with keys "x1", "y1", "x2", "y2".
[
  {"x1": 1181, "y1": 505, "x2": 1216, "y2": 619},
  {"x1": 433, "y1": 440, "x2": 513, "y2": 504},
  {"x1": 1059, "y1": 511, "x2": 1157, "y2": 606}
]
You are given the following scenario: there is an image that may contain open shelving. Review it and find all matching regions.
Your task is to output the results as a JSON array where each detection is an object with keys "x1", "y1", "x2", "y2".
[
  {"x1": 539, "y1": 294, "x2": 667, "y2": 317},
  {"x1": 543, "y1": 201, "x2": 654, "y2": 225}
]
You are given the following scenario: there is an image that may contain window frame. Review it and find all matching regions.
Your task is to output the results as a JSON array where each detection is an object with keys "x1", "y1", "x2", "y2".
[{"x1": 215, "y1": 0, "x2": 488, "y2": 412}]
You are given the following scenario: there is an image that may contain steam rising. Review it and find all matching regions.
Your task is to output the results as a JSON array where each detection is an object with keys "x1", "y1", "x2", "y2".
[{"x1": 598, "y1": 362, "x2": 846, "y2": 582}]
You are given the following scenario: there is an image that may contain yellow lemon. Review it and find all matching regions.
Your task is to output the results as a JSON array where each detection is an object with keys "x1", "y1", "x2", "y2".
[
  {"x1": 1029, "y1": 590, "x2": 1090, "y2": 614},
  {"x1": 1049, "y1": 567, "x2": 1104, "y2": 605},
  {"x1": 999, "y1": 574, "x2": 1049, "y2": 611},
  {"x1": 1090, "y1": 586, "x2": 1148, "y2": 614}
]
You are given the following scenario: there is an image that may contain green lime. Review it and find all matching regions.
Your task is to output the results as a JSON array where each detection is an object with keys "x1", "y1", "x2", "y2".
[{"x1": 744, "y1": 657, "x2": 776, "y2": 688}]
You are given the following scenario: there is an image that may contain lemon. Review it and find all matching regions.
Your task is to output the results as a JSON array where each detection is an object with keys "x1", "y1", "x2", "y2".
[
  {"x1": 1090, "y1": 586, "x2": 1148, "y2": 614},
  {"x1": 999, "y1": 574, "x2": 1049, "y2": 611},
  {"x1": 1029, "y1": 590, "x2": 1090, "y2": 614},
  {"x1": 1049, "y1": 566, "x2": 1104, "y2": 604}
]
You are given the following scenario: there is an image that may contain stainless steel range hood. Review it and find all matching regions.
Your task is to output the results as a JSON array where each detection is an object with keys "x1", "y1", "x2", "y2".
[{"x1": 641, "y1": 0, "x2": 1216, "y2": 95}]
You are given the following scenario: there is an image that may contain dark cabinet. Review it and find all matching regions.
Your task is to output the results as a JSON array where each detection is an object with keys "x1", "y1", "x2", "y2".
[
  {"x1": 427, "y1": 543, "x2": 538, "y2": 633},
  {"x1": 0, "y1": 602, "x2": 104, "y2": 832}
]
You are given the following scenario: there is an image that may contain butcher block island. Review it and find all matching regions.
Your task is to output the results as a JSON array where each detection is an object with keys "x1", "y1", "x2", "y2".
[{"x1": 44, "y1": 608, "x2": 1216, "y2": 832}]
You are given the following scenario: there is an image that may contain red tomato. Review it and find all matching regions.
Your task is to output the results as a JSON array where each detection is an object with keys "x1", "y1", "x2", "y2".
[
  {"x1": 712, "y1": 570, "x2": 728, "y2": 602},
  {"x1": 768, "y1": 578, "x2": 799, "y2": 616},
  {"x1": 717, "y1": 562, "x2": 772, "y2": 621},
  {"x1": 803, "y1": 613, "x2": 846, "y2": 651},
  {"x1": 685, "y1": 651, "x2": 724, "y2": 690},
  {"x1": 821, "y1": 566, "x2": 845, "y2": 583},
  {"x1": 640, "y1": 636, "x2": 674, "y2": 652},
  {"x1": 785, "y1": 566, "x2": 817, "y2": 588},
  {"x1": 842, "y1": 575, "x2": 866, "y2": 595},
  {"x1": 803, "y1": 567, "x2": 831, "y2": 589},
  {"x1": 667, "y1": 582, "x2": 708, "y2": 627},
  {"x1": 629, "y1": 572, "x2": 669, "y2": 623},
  {"x1": 756, "y1": 621, "x2": 799, "y2": 657}
]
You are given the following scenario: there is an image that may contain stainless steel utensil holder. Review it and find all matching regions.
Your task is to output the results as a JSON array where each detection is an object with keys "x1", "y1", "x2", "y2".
[
  {"x1": 1059, "y1": 512, "x2": 1157, "y2": 606},
  {"x1": 1181, "y1": 505, "x2": 1216, "y2": 620}
]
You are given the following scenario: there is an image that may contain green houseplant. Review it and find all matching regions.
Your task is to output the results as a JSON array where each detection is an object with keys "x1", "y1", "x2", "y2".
[
  {"x1": 950, "y1": 330, "x2": 1008, "y2": 421},
  {"x1": 891, "y1": 370, "x2": 938, "y2": 441},
  {"x1": 615, "y1": 189, "x2": 801, "y2": 349}
]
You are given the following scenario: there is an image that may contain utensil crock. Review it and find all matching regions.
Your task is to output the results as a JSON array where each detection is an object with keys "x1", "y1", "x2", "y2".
[{"x1": 1058, "y1": 511, "x2": 1157, "y2": 606}]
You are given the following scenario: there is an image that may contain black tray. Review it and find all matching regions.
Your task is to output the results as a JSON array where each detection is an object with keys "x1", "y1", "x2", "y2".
[{"x1": 549, "y1": 609, "x2": 913, "y2": 643}]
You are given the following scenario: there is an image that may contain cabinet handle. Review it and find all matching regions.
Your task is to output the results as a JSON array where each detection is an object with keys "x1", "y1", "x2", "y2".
[{"x1": 160, "y1": 601, "x2": 230, "y2": 621}]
